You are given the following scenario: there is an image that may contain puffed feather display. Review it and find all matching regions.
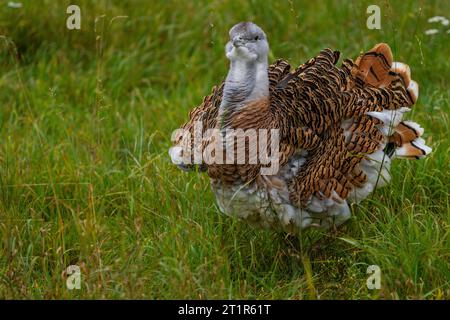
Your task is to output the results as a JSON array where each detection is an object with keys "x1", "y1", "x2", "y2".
[{"x1": 169, "y1": 22, "x2": 432, "y2": 233}]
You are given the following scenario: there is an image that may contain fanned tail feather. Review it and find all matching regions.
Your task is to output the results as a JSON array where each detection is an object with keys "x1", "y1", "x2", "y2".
[
  {"x1": 389, "y1": 121, "x2": 432, "y2": 159},
  {"x1": 354, "y1": 43, "x2": 431, "y2": 160},
  {"x1": 346, "y1": 43, "x2": 432, "y2": 203},
  {"x1": 354, "y1": 43, "x2": 394, "y2": 88}
]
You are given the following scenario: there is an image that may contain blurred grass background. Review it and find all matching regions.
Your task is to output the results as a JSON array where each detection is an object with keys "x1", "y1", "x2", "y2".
[{"x1": 0, "y1": 0, "x2": 448, "y2": 299}]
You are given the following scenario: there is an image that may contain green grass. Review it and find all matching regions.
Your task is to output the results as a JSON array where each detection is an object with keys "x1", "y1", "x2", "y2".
[{"x1": 0, "y1": 0, "x2": 448, "y2": 299}]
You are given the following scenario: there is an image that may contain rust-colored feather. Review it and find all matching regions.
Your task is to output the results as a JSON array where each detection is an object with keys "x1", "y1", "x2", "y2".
[{"x1": 172, "y1": 42, "x2": 431, "y2": 226}]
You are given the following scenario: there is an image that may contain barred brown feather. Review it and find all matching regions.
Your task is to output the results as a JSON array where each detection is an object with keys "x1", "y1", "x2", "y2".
[{"x1": 171, "y1": 40, "x2": 431, "y2": 232}]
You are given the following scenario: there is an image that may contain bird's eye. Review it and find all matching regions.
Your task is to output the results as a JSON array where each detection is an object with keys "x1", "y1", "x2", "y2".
[{"x1": 254, "y1": 36, "x2": 259, "y2": 41}]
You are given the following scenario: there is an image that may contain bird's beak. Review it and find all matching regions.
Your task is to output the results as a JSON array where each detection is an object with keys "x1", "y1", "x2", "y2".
[{"x1": 232, "y1": 36, "x2": 244, "y2": 47}]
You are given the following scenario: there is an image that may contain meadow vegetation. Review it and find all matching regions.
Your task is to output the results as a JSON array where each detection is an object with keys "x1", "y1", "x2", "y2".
[{"x1": 0, "y1": 0, "x2": 448, "y2": 299}]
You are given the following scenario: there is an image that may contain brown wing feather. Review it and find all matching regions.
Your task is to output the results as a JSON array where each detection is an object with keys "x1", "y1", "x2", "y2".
[
  {"x1": 174, "y1": 61, "x2": 295, "y2": 169},
  {"x1": 287, "y1": 44, "x2": 417, "y2": 207},
  {"x1": 174, "y1": 43, "x2": 427, "y2": 209}
]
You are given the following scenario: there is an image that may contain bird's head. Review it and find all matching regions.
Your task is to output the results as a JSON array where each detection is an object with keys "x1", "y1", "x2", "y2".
[{"x1": 225, "y1": 22, "x2": 269, "y2": 63}]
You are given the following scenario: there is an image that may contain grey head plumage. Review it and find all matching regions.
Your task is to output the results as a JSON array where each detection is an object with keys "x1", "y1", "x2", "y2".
[
  {"x1": 225, "y1": 22, "x2": 269, "y2": 63},
  {"x1": 220, "y1": 22, "x2": 270, "y2": 115}
]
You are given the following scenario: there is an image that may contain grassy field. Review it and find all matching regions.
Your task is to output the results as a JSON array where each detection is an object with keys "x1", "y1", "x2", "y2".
[{"x1": 0, "y1": 0, "x2": 448, "y2": 299}]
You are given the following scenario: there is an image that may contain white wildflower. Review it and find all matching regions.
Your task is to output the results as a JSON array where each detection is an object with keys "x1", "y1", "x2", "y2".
[
  {"x1": 7, "y1": 1, "x2": 22, "y2": 8},
  {"x1": 424, "y1": 29, "x2": 439, "y2": 35},
  {"x1": 427, "y1": 16, "x2": 449, "y2": 26},
  {"x1": 428, "y1": 16, "x2": 446, "y2": 23}
]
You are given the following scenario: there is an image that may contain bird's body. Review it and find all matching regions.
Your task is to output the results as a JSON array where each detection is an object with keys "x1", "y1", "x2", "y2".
[{"x1": 170, "y1": 22, "x2": 432, "y2": 233}]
